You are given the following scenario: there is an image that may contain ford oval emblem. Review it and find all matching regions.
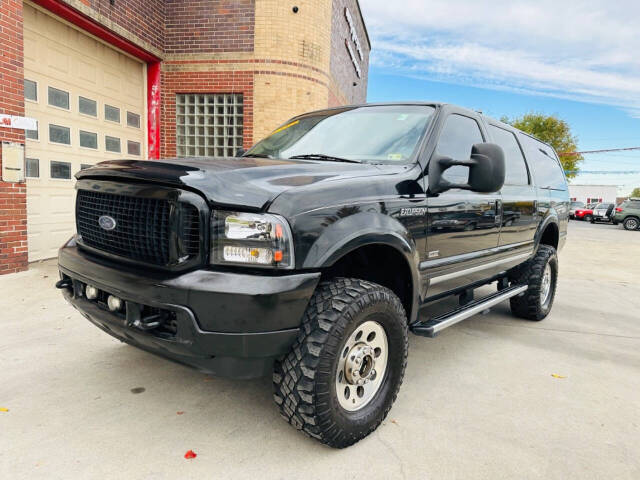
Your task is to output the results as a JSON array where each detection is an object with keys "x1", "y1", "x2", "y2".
[{"x1": 98, "y1": 215, "x2": 117, "y2": 231}]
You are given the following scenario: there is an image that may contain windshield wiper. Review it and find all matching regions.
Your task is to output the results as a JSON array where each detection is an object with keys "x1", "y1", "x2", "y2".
[{"x1": 288, "y1": 154, "x2": 361, "y2": 163}]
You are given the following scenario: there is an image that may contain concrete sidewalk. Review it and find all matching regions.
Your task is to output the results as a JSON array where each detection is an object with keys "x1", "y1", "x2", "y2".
[{"x1": 1, "y1": 221, "x2": 639, "y2": 479}]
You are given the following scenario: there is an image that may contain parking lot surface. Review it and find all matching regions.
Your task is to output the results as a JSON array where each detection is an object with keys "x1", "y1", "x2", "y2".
[{"x1": 1, "y1": 221, "x2": 639, "y2": 479}]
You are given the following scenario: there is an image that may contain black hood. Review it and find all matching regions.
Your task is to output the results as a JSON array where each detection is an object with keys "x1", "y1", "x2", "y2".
[{"x1": 76, "y1": 158, "x2": 403, "y2": 210}]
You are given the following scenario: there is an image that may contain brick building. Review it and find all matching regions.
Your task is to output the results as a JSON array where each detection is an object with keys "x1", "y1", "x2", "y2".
[{"x1": 0, "y1": 0, "x2": 370, "y2": 274}]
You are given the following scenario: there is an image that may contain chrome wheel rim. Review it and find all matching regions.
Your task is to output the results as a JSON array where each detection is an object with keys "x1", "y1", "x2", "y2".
[
  {"x1": 540, "y1": 263, "x2": 552, "y2": 306},
  {"x1": 335, "y1": 320, "x2": 388, "y2": 412},
  {"x1": 627, "y1": 219, "x2": 638, "y2": 229}
]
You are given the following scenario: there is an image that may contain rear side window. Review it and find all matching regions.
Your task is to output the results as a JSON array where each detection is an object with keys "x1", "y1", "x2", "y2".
[
  {"x1": 436, "y1": 114, "x2": 484, "y2": 183},
  {"x1": 488, "y1": 125, "x2": 528, "y2": 185},
  {"x1": 518, "y1": 134, "x2": 566, "y2": 190}
]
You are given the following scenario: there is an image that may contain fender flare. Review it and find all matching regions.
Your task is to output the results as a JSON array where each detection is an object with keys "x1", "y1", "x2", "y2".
[
  {"x1": 535, "y1": 212, "x2": 560, "y2": 251},
  {"x1": 301, "y1": 212, "x2": 421, "y2": 323}
]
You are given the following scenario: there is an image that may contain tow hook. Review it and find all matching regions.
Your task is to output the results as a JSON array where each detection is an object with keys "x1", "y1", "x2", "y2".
[{"x1": 55, "y1": 278, "x2": 73, "y2": 290}]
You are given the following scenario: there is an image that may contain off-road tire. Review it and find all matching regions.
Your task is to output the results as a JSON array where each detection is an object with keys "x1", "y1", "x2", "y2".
[
  {"x1": 623, "y1": 217, "x2": 639, "y2": 231},
  {"x1": 273, "y1": 278, "x2": 408, "y2": 448},
  {"x1": 508, "y1": 245, "x2": 558, "y2": 321}
]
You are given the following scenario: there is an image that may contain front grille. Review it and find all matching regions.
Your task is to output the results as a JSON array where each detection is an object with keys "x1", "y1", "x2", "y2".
[{"x1": 76, "y1": 189, "x2": 201, "y2": 266}]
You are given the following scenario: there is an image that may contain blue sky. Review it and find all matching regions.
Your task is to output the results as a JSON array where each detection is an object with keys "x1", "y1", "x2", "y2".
[{"x1": 360, "y1": 0, "x2": 640, "y2": 195}]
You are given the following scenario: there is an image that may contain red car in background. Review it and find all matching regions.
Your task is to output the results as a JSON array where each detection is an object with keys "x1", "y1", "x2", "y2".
[{"x1": 574, "y1": 203, "x2": 597, "y2": 221}]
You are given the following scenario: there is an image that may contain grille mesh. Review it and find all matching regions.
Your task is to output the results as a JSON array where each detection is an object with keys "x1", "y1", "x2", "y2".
[{"x1": 76, "y1": 189, "x2": 200, "y2": 266}]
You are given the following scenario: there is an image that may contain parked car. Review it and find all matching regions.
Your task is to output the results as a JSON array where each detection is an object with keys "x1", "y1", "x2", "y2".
[
  {"x1": 590, "y1": 203, "x2": 615, "y2": 223},
  {"x1": 574, "y1": 203, "x2": 597, "y2": 221},
  {"x1": 569, "y1": 201, "x2": 585, "y2": 219},
  {"x1": 613, "y1": 198, "x2": 640, "y2": 230},
  {"x1": 56, "y1": 102, "x2": 569, "y2": 448}
]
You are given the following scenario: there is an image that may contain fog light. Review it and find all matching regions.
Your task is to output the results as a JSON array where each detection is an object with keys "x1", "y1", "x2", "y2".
[
  {"x1": 85, "y1": 285, "x2": 99, "y2": 300},
  {"x1": 107, "y1": 295, "x2": 123, "y2": 312}
]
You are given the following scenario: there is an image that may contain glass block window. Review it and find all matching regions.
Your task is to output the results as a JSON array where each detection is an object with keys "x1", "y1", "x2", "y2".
[
  {"x1": 105, "y1": 135, "x2": 121, "y2": 153},
  {"x1": 79, "y1": 97, "x2": 97, "y2": 117},
  {"x1": 24, "y1": 79, "x2": 37, "y2": 101},
  {"x1": 51, "y1": 161, "x2": 71, "y2": 179},
  {"x1": 105, "y1": 104, "x2": 120, "y2": 123},
  {"x1": 127, "y1": 140, "x2": 141, "y2": 156},
  {"x1": 49, "y1": 124, "x2": 71, "y2": 145},
  {"x1": 127, "y1": 111, "x2": 141, "y2": 128},
  {"x1": 176, "y1": 93, "x2": 244, "y2": 157},
  {"x1": 48, "y1": 86, "x2": 69, "y2": 109},
  {"x1": 26, "y1": 121, "x2": 39, "y2": 140},
  {"x1": 80, "y1": 130, "x2": 98, "y2": 149},
  {"x1": 25, "y1": 158, "x2": 39, "y2": 178}
]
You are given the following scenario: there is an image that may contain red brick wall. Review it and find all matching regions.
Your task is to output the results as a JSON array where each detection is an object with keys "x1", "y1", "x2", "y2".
[
  {"x1": 0, "y1": 0, "x2": 27, "y2": 275},
  {"x1": 71, "y1": 0, "x2": 165, "y2": 51},
  {"x1": 160, "y1": 69, "x2": 254, "y2": 158},
  {"x1": 164, "y1": 0, "x2": 254, "y2": 54}
]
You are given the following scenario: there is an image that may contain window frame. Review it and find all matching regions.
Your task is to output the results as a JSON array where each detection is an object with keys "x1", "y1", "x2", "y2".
[
  {"x1": 79, "y1": 96, "x2": 98, "y2": 118},
  {"x1": 126, "y1": 111, "x2": 141, "y2": 129},
  {"x1": 105, "y1": 135, "x2": 121, "y2": 153},
  {"x1": 104, "y1": 104, "x2": 121, "y2": 124},
  {"x1": 175, "y1": 93, "x2": 245, "y2": 158},
  {"x1": 24, "y1": 79, "x2": 38, "y2": 102},
  {"x1": 49, "y1": 124, "x2": 72, "y2": 146},
  {"x1": 50, "y1": 160, "x2": 72, "y2": 180},
  {"x1": 47, "y1": 86, "x2": 70, "y2": 110},
  {"x1": 79, "y1": 130, "x2": 99, "y2": 150},
  {"x1": 25, "y1": 120, "x2": 39, "y2": 141},
  {"x1": 127, "y1": 140, "x2": 141, "y2": 156},
  {"x1": 25, "y1": 158, "x2": 40, "y2": 178}
]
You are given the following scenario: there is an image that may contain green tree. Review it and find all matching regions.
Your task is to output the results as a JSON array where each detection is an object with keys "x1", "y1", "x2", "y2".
[
  {"x1": 503, "y1": 113, "x2": 583, "y2": 179},
  {"x1": 631, "y1": 187, "x2": 640, "y2": 198}
]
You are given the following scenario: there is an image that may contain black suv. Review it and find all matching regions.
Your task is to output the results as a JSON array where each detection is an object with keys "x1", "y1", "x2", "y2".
[{"x1": 57, "y1": 103, "x2": 568, "y2": 448}]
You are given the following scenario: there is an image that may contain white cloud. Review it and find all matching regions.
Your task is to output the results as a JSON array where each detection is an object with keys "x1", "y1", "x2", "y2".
[{"x1": 360, "y1": 0, "x2": 640, "y2": 113}]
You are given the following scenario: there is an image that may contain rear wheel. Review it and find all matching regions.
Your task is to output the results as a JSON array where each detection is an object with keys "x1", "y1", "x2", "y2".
[
  {"x1": 509, "y1": 245, "x2": 558, "y2": 321},
  {"x1": 623, "y1": 217, "x2": 639, "y2": 231},
  {"x1": 273, "y1": 278, "x2": 408, "y2": 448}
]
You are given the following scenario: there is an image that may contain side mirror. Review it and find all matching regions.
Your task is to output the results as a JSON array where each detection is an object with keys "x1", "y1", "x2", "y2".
[
  {"x1": 428, "y1": 143, "x2": 505, "y2": 195},
  {"x1": 235, "y1": 148, "x2": 246, "y2": 157}
]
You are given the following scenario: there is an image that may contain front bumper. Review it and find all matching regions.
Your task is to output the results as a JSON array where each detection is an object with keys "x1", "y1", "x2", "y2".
[{"x1": 58, "y1": 243, "x2": 320, "y2": 378}]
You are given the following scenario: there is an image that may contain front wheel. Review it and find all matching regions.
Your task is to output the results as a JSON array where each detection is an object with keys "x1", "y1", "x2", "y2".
[
  {"x1": 584, "y1": 215, "x2": 593, "y2": 222},
  {"x1": 273, "y1": 278, "x2": 408, "y2": 448},
  {"x1": 509, "y1": 245, "x2": 558, "y2": 321}
]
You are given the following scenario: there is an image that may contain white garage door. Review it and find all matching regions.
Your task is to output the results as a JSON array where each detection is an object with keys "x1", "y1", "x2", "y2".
[{"x1": 23, "y1": 3, "x2": 147, "y2": 261}]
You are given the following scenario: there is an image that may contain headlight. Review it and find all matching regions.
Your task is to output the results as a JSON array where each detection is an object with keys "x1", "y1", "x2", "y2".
[{"x1": 211, "y1": 211, "x2": 295, "y2": 269}]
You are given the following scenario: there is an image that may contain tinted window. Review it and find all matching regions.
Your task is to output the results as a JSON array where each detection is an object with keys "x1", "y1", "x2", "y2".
[
  {"x1": 105, "y1": 136, "x2": 121, "y2": 153},
  {"x1": 79, "y1": 130, "x2": 98, "y2": 149},
  {"x1": 25, "y1": 158, "x2": 39, "y2": 178},
  {"x1": 489, "y1": 125, "x2": 528, "y2": 185},
  {"x1": 48, "y1": 86, "x2": 69, "y2": 109},
  {"x1": 51, "y1": 161, "x2": 71, "y2": 179},
  {"x1": 24, "y1": 79, "x2": 37, "y2": 101},
  {"x1": 519, "y1": 134, "x2": 566, "y2": 190},
  {"x1": 436, "y1": 114, "x2": 484, "y2": 183},
  {"x1": 105, "y1": 105, "x2": 120, "y2": 123},
  {"x1": 49, "y1": 124, "x2": 71, "y2": 145},
  {"x1": 79, "y1": 97, "x2": 97, "y2": 117},
  {"x1": 127, "y1": 111, "x2": 141, "y2": 128}
]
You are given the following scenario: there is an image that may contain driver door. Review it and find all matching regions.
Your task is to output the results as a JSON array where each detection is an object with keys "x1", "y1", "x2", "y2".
[{"x1": 425, "y1": 112, "x2": 502, "y2": 296}]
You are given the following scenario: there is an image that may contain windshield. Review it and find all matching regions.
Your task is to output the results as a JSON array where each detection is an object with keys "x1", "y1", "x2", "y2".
[
  {"x1": 246, "y1": 105, "x2": 436, "y2": 163},
  {"x1": 570, "y1": 202, "x2": 584, "y2": 208}
]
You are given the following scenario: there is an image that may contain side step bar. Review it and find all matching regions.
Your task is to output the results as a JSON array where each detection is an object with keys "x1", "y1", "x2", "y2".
[{"x1": 410, "y1": 285, "x2": 528, "y2": 338}]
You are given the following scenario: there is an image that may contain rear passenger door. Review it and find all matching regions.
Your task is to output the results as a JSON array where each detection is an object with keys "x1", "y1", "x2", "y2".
[{"x1": 487, "y1": 124, "x2": 537, "y2": 249}]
